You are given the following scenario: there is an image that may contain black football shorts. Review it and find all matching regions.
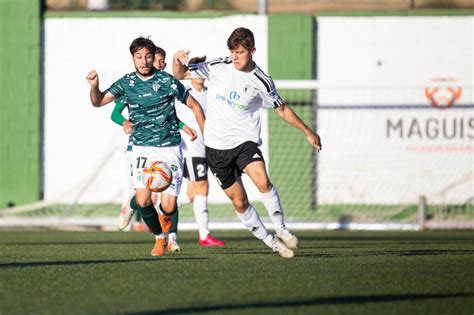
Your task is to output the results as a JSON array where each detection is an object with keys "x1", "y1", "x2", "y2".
[{"x1": 205, "y1": 141, "x2": 265, "y2": 189}]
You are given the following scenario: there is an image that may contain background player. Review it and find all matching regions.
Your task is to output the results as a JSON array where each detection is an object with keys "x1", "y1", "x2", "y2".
[{"x1": 175, "y1": 56, "x2": 225, "y2": 247}]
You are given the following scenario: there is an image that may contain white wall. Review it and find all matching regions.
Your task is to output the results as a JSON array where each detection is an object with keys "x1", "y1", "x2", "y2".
[
  {"x1": 44, "y1": 15, "x2": 473, "y2": 205},
  {"x1": 317, "y1": 16, "x2": 473, "y2": 204},
  {"x1": 44, "y1": 15, "x2": 269, "y2": 204}
]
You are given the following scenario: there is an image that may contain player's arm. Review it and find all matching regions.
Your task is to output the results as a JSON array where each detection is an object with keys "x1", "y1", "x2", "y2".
[
  {"x1": 173, "y1": 50, "x2": 192, "y2": 80},
  {"x1": 180, "y1": 121, "x2": 197, "y2": 141},
  {"x1": 111, "y1": 101, "x2": 132, "y2": 135},
  {"x1": 185, "y1": 95, "x2": 205, "y2": 134},
  {"x1": 275, "y1": 104, "x2": 322, "y2": 152},
  {"x1": 86, "y1": 70, "x2": 115, "y2": 107},
  {"x1": 174, "y1": 52, "x2": 214, "y2": 81}
]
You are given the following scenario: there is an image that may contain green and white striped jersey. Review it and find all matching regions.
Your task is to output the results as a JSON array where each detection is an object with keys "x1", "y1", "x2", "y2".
[{"x1": 108, "y1": 69, "x2": 189, "y2": 147}]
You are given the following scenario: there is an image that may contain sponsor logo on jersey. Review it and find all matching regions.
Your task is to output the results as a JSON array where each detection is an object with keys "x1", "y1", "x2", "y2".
[
  {"x1": 216, "y1": 92, "x2": 250, "y2": 112},
  {"x1": 229, "y1": 90, "x2": 240, "y2": 101}
]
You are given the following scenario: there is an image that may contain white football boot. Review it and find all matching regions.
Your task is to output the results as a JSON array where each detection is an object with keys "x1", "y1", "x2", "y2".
[
  {"x1": 276, "y1": 228, "x2": 299, "y2": 250},
  {"x1": 117, "y1": 202, "x2": 136, "y2": 231},
  {"x1": 271, "y1": 236, "x2": 294, "y2": 258},
  {"x1": 167, "y1": 233, "x2": 181, "y2": 252}
]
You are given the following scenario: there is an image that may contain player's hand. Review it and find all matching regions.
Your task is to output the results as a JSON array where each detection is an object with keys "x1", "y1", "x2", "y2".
[
  {"x1": 122, "y1": 120, "x2": 132, "y2": 135},
  {"x1": 173, "y1": 50, "x2": 190, "y2": 66},
  {"x1": 182, "y1": 125, "x2": 197, "y2": 141},
  {"x1": 307, "y1": 132, "x2": 322, "y2": 152},
  {"x1": 86, "y1": 70, "x2": 99, "y2": 88}
]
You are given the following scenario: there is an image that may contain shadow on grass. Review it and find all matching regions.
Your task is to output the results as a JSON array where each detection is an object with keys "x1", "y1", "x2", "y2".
[
  {"x1": 125, "y1": 293, "x2": 472, "y2": 314},
  {"x1": 297, "y1": 248, "x2": 474, "y2": 258},
  {"x1": 294, "y1": 232, "x2": 474, "y2": 243},
  {"x1": 392, "y1": 249, "x2": 474, "y2": 256},
  {"x1": 0, "y1": 257, "x2": 208, "y2": 269},
  {"x1": 212, "y1": 247, "x2": 474, "y2": 258}
]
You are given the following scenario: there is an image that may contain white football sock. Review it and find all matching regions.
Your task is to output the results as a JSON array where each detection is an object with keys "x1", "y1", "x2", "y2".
[
  {"x1": 168, "y1": 232, "x2": 177, "y2": 242},
  {"x1": 193, "y1": 194, "x2": 210, "y2": 240},
  {"x1": 261, "y1": 185, "x2": 286, "y2": 231},
  {"x1": 235, "y1": 205, "x2": 271, "y2": 244},
  {"x1": 154, "y1": 233, "x2": 166, "y2": 239}
]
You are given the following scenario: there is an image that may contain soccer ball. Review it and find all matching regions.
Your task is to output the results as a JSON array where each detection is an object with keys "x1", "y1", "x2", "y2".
[{"x1": 142, "y1": 161, "x2": 173, "y2": 192}]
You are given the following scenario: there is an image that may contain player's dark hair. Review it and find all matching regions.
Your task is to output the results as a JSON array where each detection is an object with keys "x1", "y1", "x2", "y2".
[
  {"x1": 129, "y1": 37, "x2": 156, "y2": 55},
  {"x1": 189, "y1": 56, "x2": 206, "y2": 64},
  {"x1": 155, "y1": 46, "x2": 166, "y2": 58},
  {"x1": 227, "y1": 27, "x2": 255, "y2": 51}
]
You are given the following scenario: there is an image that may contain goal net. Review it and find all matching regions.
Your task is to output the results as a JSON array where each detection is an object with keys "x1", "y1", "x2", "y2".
[{"x1": 1, "y1": 80, "x2": 473, "y2": 230}]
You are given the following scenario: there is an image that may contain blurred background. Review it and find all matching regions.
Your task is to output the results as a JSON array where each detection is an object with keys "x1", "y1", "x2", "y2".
[
  {"x1": 0, "y1": 0, "x2": 472, "y2": 230},
  {"x1": 46, "y1": 0, "x2": 474, "y2": 12}
]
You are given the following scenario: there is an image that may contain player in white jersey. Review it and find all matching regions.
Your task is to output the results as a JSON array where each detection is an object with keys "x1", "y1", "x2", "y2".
[
  {"x1": 173, "y1": 27, "x2": 322, "y2": 258},
  {"x1": 175, "y1": 56, "x2": 225, "y2": 247}
]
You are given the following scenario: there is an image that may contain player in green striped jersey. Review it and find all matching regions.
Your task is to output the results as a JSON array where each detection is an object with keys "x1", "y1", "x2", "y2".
[
  {"x1": 112, "y1": 47, "x2": 188, "y2": 254},
  {"x1": 86, "y1": 37, "x2": 205, "y2": 256}
]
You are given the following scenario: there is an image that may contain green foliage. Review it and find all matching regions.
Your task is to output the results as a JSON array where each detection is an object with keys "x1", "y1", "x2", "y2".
[
  {"x1": 109, "y1": 0, "x2": 186, "y2": 11},
  {"x1": 199, "y1": 0, "x2": 234, "y2": 10}
]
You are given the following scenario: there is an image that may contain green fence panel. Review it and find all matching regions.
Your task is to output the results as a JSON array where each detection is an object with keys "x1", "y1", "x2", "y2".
[
  {"x1": 0, "y1": 0, "x2": 41, "y2": 207},
  {"x1": 268, "y1": 14, "x2": 315, "y2": 212}
]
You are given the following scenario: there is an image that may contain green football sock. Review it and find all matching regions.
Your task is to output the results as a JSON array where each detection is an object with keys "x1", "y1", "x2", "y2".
[
  {"x1": 170, "y1": 208, "x2": 179, "y2": 234},
  {"x1": 130, "y1": 196, "x2": 162, "y2": 235}
]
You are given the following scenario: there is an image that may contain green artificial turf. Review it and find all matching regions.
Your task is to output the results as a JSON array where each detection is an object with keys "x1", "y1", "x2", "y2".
[{"x1": 0, "y1": 230, "x2": 473, "y2": 314}]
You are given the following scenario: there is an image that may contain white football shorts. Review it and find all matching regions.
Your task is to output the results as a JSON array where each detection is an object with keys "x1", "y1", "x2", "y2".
[{"x1": 131, "y1": 145, "x2": 183, "y2": 196}]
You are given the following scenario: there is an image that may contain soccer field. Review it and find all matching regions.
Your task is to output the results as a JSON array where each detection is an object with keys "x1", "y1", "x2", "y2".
[{"x1": 0, "y1": 230, "x2": 473, "y2": 314}]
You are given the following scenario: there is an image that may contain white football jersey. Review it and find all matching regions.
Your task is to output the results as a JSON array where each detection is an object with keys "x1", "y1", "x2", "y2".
[
  {"x1": 175, "y1": 85, "x2": 207, "y2": 158},
  {"x1": 189, "y1": 57, "x2": 284, "y2": 150}
]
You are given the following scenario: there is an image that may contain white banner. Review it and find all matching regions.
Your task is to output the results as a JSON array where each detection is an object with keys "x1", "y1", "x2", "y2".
[
  {"x1": 44, "y1": 15, "x2": 269, "y2": 204},
  {"x1": 317, "y1": 16, "x2": 473, "y2": 204}
]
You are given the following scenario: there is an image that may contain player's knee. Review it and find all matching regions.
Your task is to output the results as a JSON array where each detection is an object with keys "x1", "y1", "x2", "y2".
[
  {"x1": 196, "y1": 181, "x2": 209, "y2": 195},
  {"x1": 160, "y1": 198, "x2": 177, "y2": 214},
  {"x1": 136, "y1": 195, "x2": 152, "y2": 208},
  {"x1": 160, "y1": 203, "x2": 177, "y2": 215},
  {"x1": 255, "y1": 180, "x2": 272, "y2": 193},
  {"x1": 232, "y1": 198, "x2": 249, "y2": 212}
]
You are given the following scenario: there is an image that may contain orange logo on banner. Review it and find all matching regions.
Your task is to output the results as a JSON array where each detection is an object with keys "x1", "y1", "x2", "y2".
[{"x1": 425, "y1": 78, "x2": 462, "y2": 110}]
